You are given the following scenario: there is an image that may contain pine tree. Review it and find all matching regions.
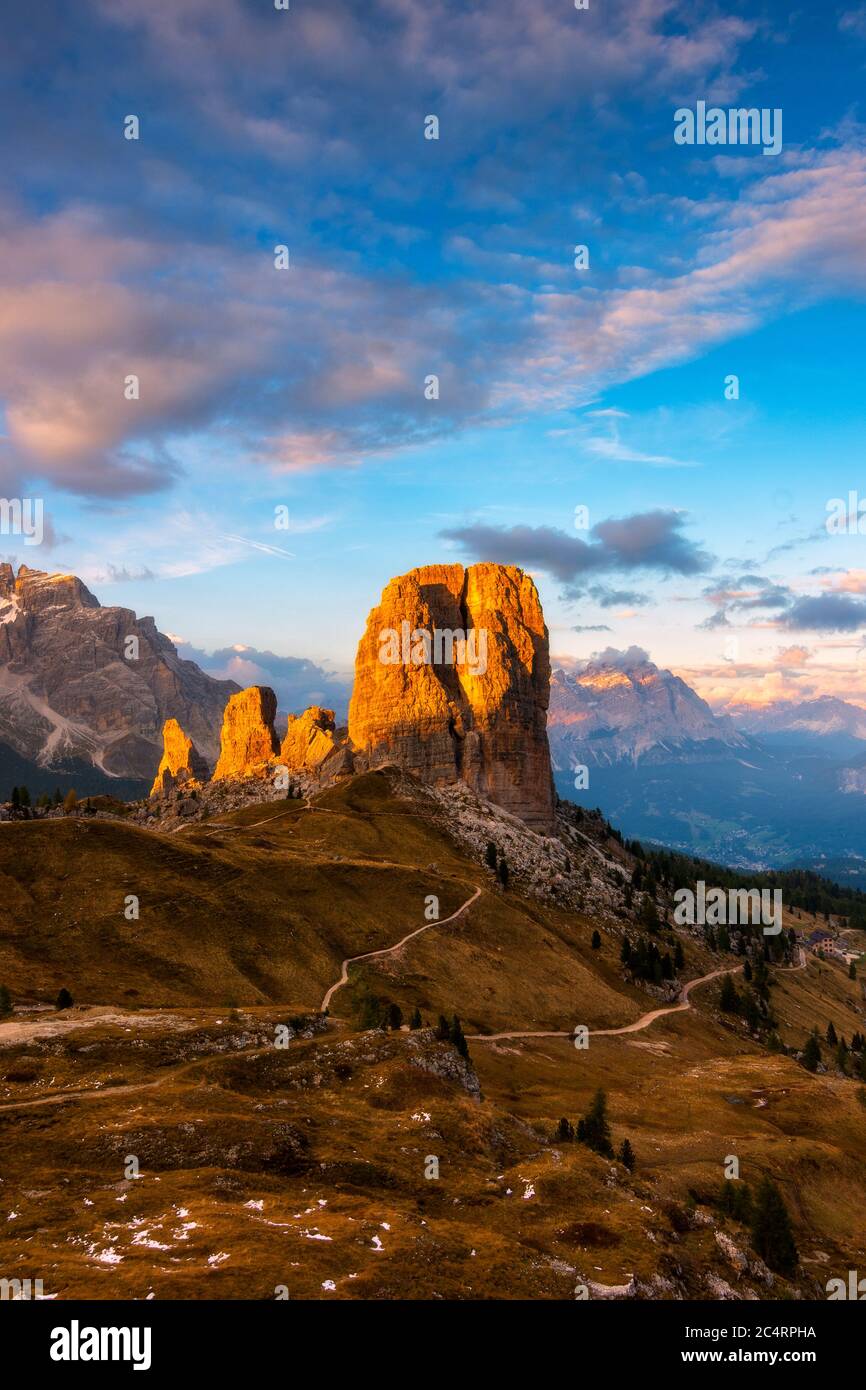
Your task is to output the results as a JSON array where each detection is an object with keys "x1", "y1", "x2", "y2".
[
  {"x1": 409, "y1": 1006, "x2": 422, "y2": 1029},
  {"x1": 386, "y1": 1002, "x2": 403, "y2": 1031},
  {"x1": 576, "y1": 1089, "x2": 614, "y2": 1158},
  {"x1": 555, "y1": 1117, "x2": 574, "y2": 1143},
  {"x1": 55, "y1": 988, "x2": 73, "y2": 1011},
  {"x1": 750, "y1": 1177, "x2": 798, "y2": 1275},
  {"x1": 358, "y1": 992, "x2": 384, "y2": 1030},
  {"x1": 617, "y1": 1138, "x2": 635, "y2": 1171},
  {"x1": 52, "y1": 787, "x2": 62, "y2": 806},
  {"x1": 434, "y1": 1015, "x2": 450, "y2": 1041},
  {"x1": 850, "y1": 962, "x2": 857, "y2": 981},
  {"x1": 640, "y1": 896, "x2": 659, "y2": 933},
  {"x1": 826, "y1": 1021, "x2": 838, "y2": 1047},
  {"x1": 449, "y1": 1015, "x2": 469, "y2": 1059},
  {"x1": 674, "y1": 940, "x2": 685, "y2": 972},
  {"x1": 485, "y1": 842, "x2": 497, "y2": 871},
  {"x1": 591, "y1": 930, "x2": 601, "y2": 951},
  {"x1": 743, "y1": 958, "x2": 753, "y2": 982},
  {"x1": 719, "y1": 975, "x2": 740, "y2": 1013},
  {"x1": 10, "y1": 786, "x2": 20, "y2": 811},
  {"x1": 0, "y1": 984, "x2": 11, "y2": 1016},
  {"x1": 802, "y1": 1033, "x2": 821, "y2": 1072},
  {"x1": 497, "y1": 857, "x2": 509, "y2": 890},
  {"x1": 620, "y1": 936, "x2": 632, "y2": 965},
  {"x1": 19, "y1": 785, "x2": 30, "y2": 807}
]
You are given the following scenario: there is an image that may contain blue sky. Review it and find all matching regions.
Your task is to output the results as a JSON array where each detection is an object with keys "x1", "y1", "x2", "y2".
[{"x1": 2, "y1": 0, "x2": 866, "y2": 712}]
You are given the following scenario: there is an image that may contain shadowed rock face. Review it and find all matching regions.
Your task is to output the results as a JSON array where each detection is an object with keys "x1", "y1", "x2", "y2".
[
  {"x1": 213, "y1": 686, "x2": 280, "y2": 781},
  {"x1": 348, "y1": 563, "x2": 554, "y2": 829},
  {"x1": 280, "y1": 706, "x2": 338, "y2": 772},
  {"x1": 0, "y1": 564, "x2": 237, "y2": 778},
  {"x1": 149, "y1": 718, "x2": 210, "y2": 795}
]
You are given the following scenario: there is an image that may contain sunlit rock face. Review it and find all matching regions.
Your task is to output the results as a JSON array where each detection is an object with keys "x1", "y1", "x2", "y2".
[
  {"x1": 212, "y1": 686, "x2": 280, "y2": 781},
  {"x1": 349, "y1": 563, "x2": 554, "y2": 829},
  {"x1": 280, "y1": 706, "x2": 339, "y2": 772},
  {"x1": 149, "y1": 718, "x2": 210, "y2": 795}
]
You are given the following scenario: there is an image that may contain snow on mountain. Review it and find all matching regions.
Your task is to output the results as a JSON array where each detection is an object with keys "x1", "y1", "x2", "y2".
[
  {"x1": 548, "y1": 648, "x2": 748, "y2": 769},
  {"x1": 0, "y1": 564, "x2": 238, "y2": 780},
  {"x1": 731, "y1": 697, "x2": 866, "y2": 741}
]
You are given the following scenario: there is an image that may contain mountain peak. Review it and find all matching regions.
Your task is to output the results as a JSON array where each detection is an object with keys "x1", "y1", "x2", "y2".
[{"x1": 549, "y1": 651, "x2": 747, "y2": 767}]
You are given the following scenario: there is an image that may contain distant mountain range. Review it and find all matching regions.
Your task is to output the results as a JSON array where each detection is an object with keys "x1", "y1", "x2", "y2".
[
  {"x1": 549, "y1": 653, "x2": 749, "y2": 767},
  {"x1": 548, "y1": 653, "x2": 866, "y2": 886},
  {"x1": 5, "y1": 565, "x2": 866, "y2": 884}
]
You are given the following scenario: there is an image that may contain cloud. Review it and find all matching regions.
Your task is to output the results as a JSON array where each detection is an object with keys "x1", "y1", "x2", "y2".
[
  {"x1": 572, "y1": 623, "x2": 611, "y2": 633},
  {"x1": 820, "y1": 569, "x2": 866, "y2": 594},
  {"x1": 775, "y1": 645, "x2": 811, "y2": 667},
  {"x1": 440, "y1": 510, "x2": 711, "y2": 588},
  {"x1": 840, "y1": 7, "x2": 866, "y2": 40},
  {"x1": 581, "y1": 412, "x2": 700, "y2": 469},
  {"x1": 585, "y1": 645, "x2": 651, "y2": 670},
  {"x1": 782, "y1": 593, "x2": 866, "y2": 631},
  {"x1": 177, "y1": 642, "x2": 352, "y2": 722},
  {"x1": 102, "y1": 564, "x2": 156, "y2": 583},
  {"x1": 586, "y1": 585, "x2": 651, "y2": 609}
]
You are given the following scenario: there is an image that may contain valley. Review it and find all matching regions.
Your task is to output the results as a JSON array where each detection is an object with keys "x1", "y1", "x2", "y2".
[{"x1": 2, "y1": 770, "x2": 865, "y2": 1301}]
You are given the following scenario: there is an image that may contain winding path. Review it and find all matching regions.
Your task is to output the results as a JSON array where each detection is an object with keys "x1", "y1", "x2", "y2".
[
  {"x1": 471, "y1": 946, "x2": 807, "y2": 1045},
  {"x1": 320, "y1": 886, "x2": 482, "y2": 1012}
]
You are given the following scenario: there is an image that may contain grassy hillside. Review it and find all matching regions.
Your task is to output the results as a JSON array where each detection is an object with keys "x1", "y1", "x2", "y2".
[{"x1": 2, "y1": 767, "x2": 866, "y2": 1299}]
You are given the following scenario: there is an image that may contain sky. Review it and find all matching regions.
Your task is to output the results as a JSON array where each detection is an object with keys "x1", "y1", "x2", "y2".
[{"x1": 1, "y1": 0, "x2": 866, "y2": 714}]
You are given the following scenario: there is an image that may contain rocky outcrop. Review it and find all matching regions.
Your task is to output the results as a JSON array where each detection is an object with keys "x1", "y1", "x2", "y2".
[
  {"x1": 280, "y1": 706, "x2": 338, "y2": 773},
  {"x1": 0, "y1": 564, "x2": 237, "y2": 780},
  {"x1": 213, "y1": 686, "x2": 280, "y2": 781},
  {"x1": 149, "y1": 718, "x2": 210, "y2": 795},
  {"x1": 348, "y1": 563, "x2": 554, "y2": 829}
]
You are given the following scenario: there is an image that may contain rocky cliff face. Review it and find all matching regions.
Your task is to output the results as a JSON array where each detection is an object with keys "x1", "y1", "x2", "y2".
[
  {"x1": 213, "y1": 685, "x2": 280, "y2": 780},
  {"x1": 0, "y1": 564, "x2": 237, "y2": 779},
  {"x1": 548, "y1": 654, "x2": 748, "y2": 768},
  {"x1": 280, "y1": 706, "x2": 339, "y2": 772},
  {"x1": 348, "y1": 563, "x2": 554, "y2": 829},
  {"x1": 150, "y1": 718, "x2": 210, "y2": 795}
]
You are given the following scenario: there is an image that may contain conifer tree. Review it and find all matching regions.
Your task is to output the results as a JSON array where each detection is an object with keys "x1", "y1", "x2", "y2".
[
  {"x1": 449, "y1": 1015, "x2": 469, "y2": 1059},
  {"x1": 576, "y1": 1088, "x2": 614, "y2": 1158},
  {"x1": 591, "y1": 930, "x2": 601, "y2": 951},
  {"x1": 55, "y1": 988, "x2": 73, "y2": 1011},
  {"x1": 802, "y1": 1033, "x2": 821, "y2": 1072},
  {"x1": 719, "y1": 975, "x2": 740, "y2": 1013},
  {"x1": 617, "y1": 1138, "x2": 635, "y2": 1171},
  {"x1": 485, "y1": 842, "x2": 497, "y2": 870},
  {"x1": 750, "y1": 1177, "x2": 798, "y2": 1275}
]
